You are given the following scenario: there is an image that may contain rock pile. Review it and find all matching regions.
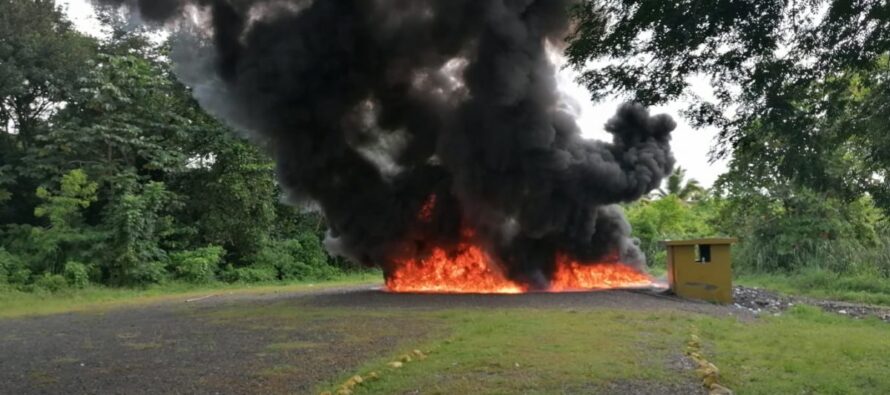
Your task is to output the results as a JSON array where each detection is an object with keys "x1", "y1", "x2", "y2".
[{"x1": 732, "y1": 286, "x2": 890, "y2": 323}]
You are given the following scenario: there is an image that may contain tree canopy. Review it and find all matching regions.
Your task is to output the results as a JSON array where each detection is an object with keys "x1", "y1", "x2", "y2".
[
  {"x1": 0, "y1": 2, "x2": 351, "y2": 290},
  {"x1": 567, "y1": 0, "x2": 890, "y2": 208},
  {"x1": 655, "y1": 167, "x2": 704, "y2": 202},
  {"x1": 571, "y1": 1, "x2": 889, "y2": 278}
]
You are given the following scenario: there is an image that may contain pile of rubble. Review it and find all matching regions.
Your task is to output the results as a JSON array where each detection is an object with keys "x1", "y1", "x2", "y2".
[
  {"x1": 732, "y1": 286, "x2": 796, "y2": 314},
  {"x1": 732, "y1": 286, "x2": 890, "y2": 323}
]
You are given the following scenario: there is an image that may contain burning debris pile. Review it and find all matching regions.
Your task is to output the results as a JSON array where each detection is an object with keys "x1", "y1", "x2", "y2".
[{"x1": 95, "y1": 0, "x2": 676, "y2": 293}]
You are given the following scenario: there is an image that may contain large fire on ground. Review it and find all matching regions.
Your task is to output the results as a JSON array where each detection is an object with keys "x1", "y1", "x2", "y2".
[
  {"x1": 385, "y1": 244, "x2": 655, "y2": 294},
  {"x1": 386, "y1": 196, "x2": 656, "y2": 294}
]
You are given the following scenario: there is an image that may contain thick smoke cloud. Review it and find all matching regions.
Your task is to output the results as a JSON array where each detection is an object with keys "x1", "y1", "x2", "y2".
[{"x1": 95, "y1": 0, "x2": 676, "y2": 288}]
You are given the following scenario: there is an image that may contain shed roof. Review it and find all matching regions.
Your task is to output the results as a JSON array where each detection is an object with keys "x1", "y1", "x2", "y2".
[{"x1": 662, "y1": 238, "x2": 738, "y2": 247}]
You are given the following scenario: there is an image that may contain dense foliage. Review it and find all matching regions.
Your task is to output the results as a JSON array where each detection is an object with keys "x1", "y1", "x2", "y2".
[
  {"x1": 627, "y1": 173, "x2": 889, "y2": 280},
  {"x1": 568, "y1": 0, "x2": 890, "y2": 206},
  {"x1": 0, "y1": 1, "x2": 355, "y2": 292},
  {"x1": 569, "y1": 1, "x2": 890, "y2": 280}
]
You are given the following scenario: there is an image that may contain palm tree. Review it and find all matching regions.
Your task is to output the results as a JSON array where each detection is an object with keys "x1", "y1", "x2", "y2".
[{"x1": 655, "y1": 167, "x2": 705, "y2": 202}]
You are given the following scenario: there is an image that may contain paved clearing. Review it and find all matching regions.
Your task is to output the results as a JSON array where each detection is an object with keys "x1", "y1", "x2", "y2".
[{"x1": 0, "y1": 285, "x2": 744, "y2": 395}]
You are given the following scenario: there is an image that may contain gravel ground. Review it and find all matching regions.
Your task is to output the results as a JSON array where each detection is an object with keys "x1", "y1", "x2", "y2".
[
  {"x1": 732, "y1": 286, "x2": 890, "y2": 322},
  {"x1": 8, "y1": 284, "x2": 882, "y2": 394},
  {"x1": 0, "y1": 285, "x2": 740, "y2": 395},
  {"x1": 0, "y1": 287, "x2": 435, "y2": 395},
  {"x1": 302, "y1": 286, "x2": 748, "y2": 318}
]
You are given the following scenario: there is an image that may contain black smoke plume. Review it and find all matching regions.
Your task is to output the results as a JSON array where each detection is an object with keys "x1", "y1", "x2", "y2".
[{"x1": 94, "y1": 0, "x2": 676, "y2": 289}]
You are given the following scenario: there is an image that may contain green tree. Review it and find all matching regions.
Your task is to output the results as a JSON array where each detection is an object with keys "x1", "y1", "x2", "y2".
[
  {"x1": 0, "y1": 0, "x2": 95, "y2": 224},
  {"x1": 26, "y1": 53, "x2": 191, "y2": 185},
  {"x1": 27, "y1": 169, "x2": 101, "y2": 275},
  {"x1": 567, "y1": 1, "x2": 890, "y2": 208},
  {"x1": 101, "y1": 179, "x2": 176, "y2": 285},
  {"x1": 713, "y1": 183, "x2": 886, "y2": 273},
  {"x1": 655, "y1": 167, "x2": 704, "y2": 202},
  {"x1": 173, "y1": 132, "x2": 278, "y2": 264},
  {"x1": 33, "y1": 169, "x2": 97, "y2": 228},
  {"x1": 626, "y1": 194, "x2": 716, "y2": 266},
  {"x1": 0, "y1": 3, "x2": 350, "y2": 289},
  {"x1": 0, "y1": 0, "x2": 95, "y2": 143}
]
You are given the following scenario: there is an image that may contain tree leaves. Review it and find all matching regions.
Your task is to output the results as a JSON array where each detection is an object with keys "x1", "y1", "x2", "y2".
[
  {"x1": 0, "y1": 3, "x2": 343, "y2": 288},
  {"x1": 567, "y1": 0, "x2": 890, "y2": 211}
]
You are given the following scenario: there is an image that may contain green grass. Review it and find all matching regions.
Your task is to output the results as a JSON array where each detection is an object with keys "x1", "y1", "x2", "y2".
[
  {"x1": 737, "y1": 269, "x2": 890, "y2": 306},
  {"x1": 328, "y1": 309, "x2": 691, "y2": 394},
  {"x1": 700, "y1": 306, "x2": 890, "y2": 394},
  {"x1": 314, "y1": 307, "x2": 890, "y2": 395},
  {"x1": 0, "y1": 271, "x2": 382, "y2": 319}
]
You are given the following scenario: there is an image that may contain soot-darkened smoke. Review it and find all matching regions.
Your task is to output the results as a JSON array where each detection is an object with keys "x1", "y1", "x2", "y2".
[{"x1": 95, "y1": 0, "x2": 676, "y2": 288}]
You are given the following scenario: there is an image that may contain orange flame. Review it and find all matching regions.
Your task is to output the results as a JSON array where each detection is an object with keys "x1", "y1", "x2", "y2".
[
  {"x1": 389, "y1": 195, "x2": 654, "y2": 294},
  {"x1": 386, "y1": 243, "x2": 527, "y2": 294},
  {"x1": 385, "y1": 238, "x2": 654, "y2": 294},
  {"x1": 549, "y1": 253, "x2": 654, "y2": 292}
]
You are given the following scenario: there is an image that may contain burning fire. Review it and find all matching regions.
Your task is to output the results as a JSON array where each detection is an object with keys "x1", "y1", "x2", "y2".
[
  {"x1": 549, "y1": 253, "x2": 655, "y2": 292},
  {"x1": 385, "y1": 241, "x2": 655, "y2": 294},
  {"x1": 386, "y1": 194, "x2": 655, "y2": 294},
  {"x1": 386, "y1": 242, "x2": 527, "y2": 294}
]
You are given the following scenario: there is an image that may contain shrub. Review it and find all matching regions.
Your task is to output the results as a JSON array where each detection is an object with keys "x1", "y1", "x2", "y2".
[
  {"x1": 226, "y1": 266, "x2": 278, "y2": 283},
  {"x1": 625, "y1": 195, "x2": 716, "y2": 267},
  {"x1": 721, "y1": 189, "x2": 885, "y2": 274},
  {"x1": 252, "y1": 235, "x2": 337, "y2": 281},
  {"x1": 34, "y1": 274, "x2": 68, "y2": 293},
  {"x1": 0, "y1": 249, "x2": 13, "y2": 284},
  {"x1": 169, "y1": 246, "x2": 225, "y2": 284},
  {"x1": 102, "y1": 181, "x2": 175, "y2": 286},
  {"x1": 30, "y1": 169, "x2": 102, "y2": 275},
  {"x1": 63, "y1": 261, "x2": 90, "y2": 289},
  {"x1": 7, "y1": 268, "x2": 32, "y2": 285},
  {"x1": 127, "y1": 261, "x2": 169, "y2": 286},
  {"x1": 0, "y1": 248, "x2": 31, "y2": 285}
]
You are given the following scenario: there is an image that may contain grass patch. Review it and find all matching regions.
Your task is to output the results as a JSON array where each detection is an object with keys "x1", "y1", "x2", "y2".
[
  {"x1": 0, "y1": 272, "x2": 381, "y2": 319},
  {"x1": 315, "y1": 308, "x2": 890, "y2": 394},
  {"x1": 28, "y1": 371, "x2": 58, "y2": 386},
  {"x1": 324, "y1": 309, "x2": 695, "y2": 394},
  {"x1": 122, "y1": 342, "x2": 163, "y2": 351},
  {"x1": 698, "y1": 305, "x2": 890, "y2": 394},
  {"x1": 737, "y1": 269, "x2": 890, "y2": 306}
]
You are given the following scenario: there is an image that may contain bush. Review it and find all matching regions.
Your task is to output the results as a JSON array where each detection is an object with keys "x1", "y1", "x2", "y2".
[
  {"x1": 127, "y1": 261, "x2": 169, "y2": 286},
  {"x1": 0, "y1": 249, "x2": 13, "y2": 284},
  {"x1": 169, "y1": 246, "x2": 225, "y2": 284},
  {"x1": 739, "y1": 268, "x2": 890, "y2": 306},
  {"x1": 34, "y1": 274, "x2": 68, "y2": 293},
  {"x1": 63, "y1": 261, "x2": 90, "y2": 288},
  {"x1": 720, "y1": 189, "x2": 885, "y2": 274},
  {"x1": 102, "y1": 181, "x2": 175, "y2": 286},
  {"x1": 625, "y1": 195, "x2": 716, "y2": 267},
  {"x1": 252, "y1": 235, "x2": 338, "y2": 281},
  {"x1": 0, "y1": 248, "x2": 31, "y2": 285},
  {"x1": 222, "y1": 265, "x2": 278, "y2": 283},
  {"x1": 733, "y1": 232, "x2": 890, "y2": 277}
]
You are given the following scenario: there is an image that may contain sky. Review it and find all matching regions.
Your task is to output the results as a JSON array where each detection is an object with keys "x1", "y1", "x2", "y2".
[{"x1": 56, "y1": 0, "x2": 728, "y2": 187}]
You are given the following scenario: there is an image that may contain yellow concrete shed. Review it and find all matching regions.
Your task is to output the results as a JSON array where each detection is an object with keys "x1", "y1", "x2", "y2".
[{"x1": 664, "y1": 238, "x2": 738, "y2": 304}]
